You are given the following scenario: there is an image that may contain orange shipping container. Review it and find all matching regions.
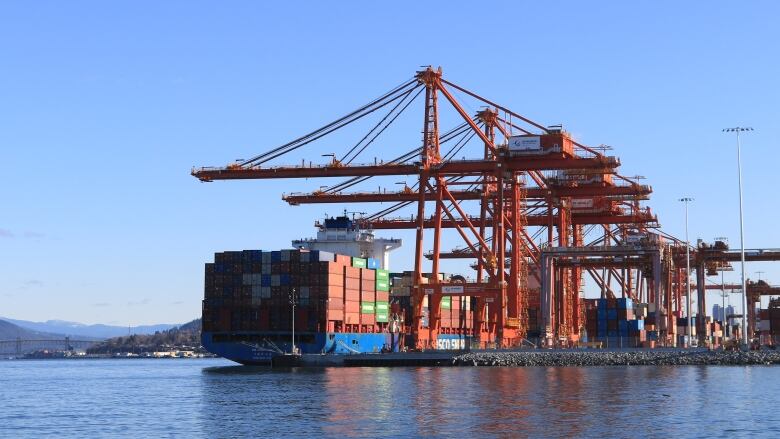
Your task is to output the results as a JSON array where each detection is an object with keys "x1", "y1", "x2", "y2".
[
  {"x1": 325, "y1": 285, "x2": 344, "y2": 298},
  {"x1": 344, "y1": 266, "x2": 361, "y2": 279},
  {"x1": 335, "y1": 254, "x2": 351, "y2": 265},
  {"x1": 327, "y1": 300, "x2": 344, "y2": 311},
  {"x1": 344, "y1": 288, "x2": 360, "y2": 301},
  {"x1": 328, "y1": 309, "x2": 344, "y2": 322},
  {"x1": 320, "y1": 262, "x2": 345, "y2": 275},
  {"x1": 361, "y1": 290, "x2": 375, "y2": 303},
  {"x1": 345, "y1": 277, "x2": 360, "y2": 291},
  {"x1": 345, "y1": 300, "x2": 360, "y2": 313},
  {"x1": 360, "y1": 268, "x2": 376, "y2": 281}
]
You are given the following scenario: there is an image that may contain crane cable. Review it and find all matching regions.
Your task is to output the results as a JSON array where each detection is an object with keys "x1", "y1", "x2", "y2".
[
  {"x1": 320, "y1": 121, "x2": 474, "y2": 194},
  {"x1": 342, "y1": 86, "x2": 425, "y2": 165},
  {"x1": 239, "y1": 78, "x2": 419, "y2": 167}
]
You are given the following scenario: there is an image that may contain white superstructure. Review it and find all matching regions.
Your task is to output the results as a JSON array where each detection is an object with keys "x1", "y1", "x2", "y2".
[{"x1": 292, "y1": 215, "x2": 401, "y2": 269}]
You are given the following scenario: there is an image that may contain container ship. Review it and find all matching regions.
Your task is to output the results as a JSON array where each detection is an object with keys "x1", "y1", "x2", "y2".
[{"x1": 201, "y1": 215, "x2": 475, "y2": 364}]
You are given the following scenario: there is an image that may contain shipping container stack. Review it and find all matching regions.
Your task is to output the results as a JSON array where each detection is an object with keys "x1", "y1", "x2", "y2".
[
  {"x1": 202, "y1": 249, "x2": 391, "y2": 336},
  {"x1": 676, "y1": 315, "x2": 697, "y2": 347},
  {"x1": 772, "y1": 300, "x2": 780, "y2": 346},
  {"x1": 758, "y1": 299, "x2": 780, "y2": 346},
  {"x1": 386, "y1": 272, "x2": 475, "y2": 335},
  {"x1": 584, "y1": 297, "x2": 646, "y2": 347},
  {"x1": 643, "y1": 304, "x2": 666, "y2": 346}
]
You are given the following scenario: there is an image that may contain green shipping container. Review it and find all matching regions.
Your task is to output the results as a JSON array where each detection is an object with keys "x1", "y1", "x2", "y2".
[
  {"x1": 352, "y1": 257, "x2": 367, "y2": 268},
  {"x1": 376, "y1": 312, "x2": 389, "y2": 323},
  {"x1": 375, "y1": 279, "x2": 390, "y2": 291},
  {"x1": 441, "y1": 296, "x2": 451, "y2": 310},
  {"x1": 375, "y1": 269, "x2": 390, "y2": 281},
  {"x1": 375, "y1": 301, "x2": 389, "y2": 312},
  {"x1": 361, "y1": 302, "x2": 375, "y2": 314}
]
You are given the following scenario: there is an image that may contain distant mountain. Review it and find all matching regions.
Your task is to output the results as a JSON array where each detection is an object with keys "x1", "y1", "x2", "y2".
[
  {"x1": 0, "y1": 317, "x2": 180, "y2": 339},
  {"x1": 0, "y1": 319, "x2": 61, "y2": 340}
]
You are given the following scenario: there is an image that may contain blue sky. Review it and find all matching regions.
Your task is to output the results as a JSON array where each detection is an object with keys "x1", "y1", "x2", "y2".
[{"x1": 1, "y1": 2, "x2": 778, "y2": 325}]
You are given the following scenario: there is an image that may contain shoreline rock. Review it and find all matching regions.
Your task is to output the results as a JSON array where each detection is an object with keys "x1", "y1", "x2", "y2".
[{"x1": 451, "y1": 350, "x2": 780, "y2": 367}]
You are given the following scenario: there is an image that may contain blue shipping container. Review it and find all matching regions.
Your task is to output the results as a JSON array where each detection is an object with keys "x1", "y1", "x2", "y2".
[
  {"x1": 280, "y1": 274, "x2": 291, "y2": 285},
  {"x1": 617, "y1": 298, "x2": 633, "y2": 309},
  {"x1": 271, "y1": 251, "x2": 281, "y2": 262},
  {"x1": 607, "y1": 309, "x2": 618, "y2": 320},
  {"x1": 598, "y1": 298, "x2": 608, "y2": 310},
  {"x1": 367, "y1": 258, "x2": 380, "y2": 269},
  {"x1": 598, "y1": 309, "x2": 607, "y2": 320}
]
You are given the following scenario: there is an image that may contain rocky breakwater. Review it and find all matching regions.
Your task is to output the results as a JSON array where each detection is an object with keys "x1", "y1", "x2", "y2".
[{"x1": 452, "y1": 350, "x2": 780, "y2": 367}]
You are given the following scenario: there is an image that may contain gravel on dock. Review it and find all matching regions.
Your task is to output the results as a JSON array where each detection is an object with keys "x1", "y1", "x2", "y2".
[{"x1": 451, "y1": 350, "x2": 780, "y2": 367}]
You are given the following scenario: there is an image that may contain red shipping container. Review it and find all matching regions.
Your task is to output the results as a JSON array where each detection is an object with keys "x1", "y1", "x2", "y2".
[
  {"x1": 328, "y1": 309, "x2": 344, "y2": 322},
  {"x1": 345, "y1": 277, "x2": 360, "y2": 291},
  {"x1": 344, "y1": 266, "x2": 360, "y2": 279},
  {"x1": 345, "y1": 300, "x2": 360, "y2": 313},
  {"x1": 361, "y1": 314, "x2": 376, "y2": 325},
  {"x1": 320, "y1": 262, "x2": 345, "y2": 275},
  {"x1": 344, "y1": 313, "x2": 360, "y2": 324},
  {"x1": 360, "y1": 268, "x2": 376, "y2": 281},
  {"x1": 361, "y1": 280, "x2": 375, "y2": 291},
  {"x1": 327, "y1": 299, "x2": 345, "y2": 311},
  {"x1": 344, "y1": 288, "x2": 360, "y2": 301},
  {"x1": 376, "y1": 291, "x2": 389, "y2": 302},
  {"x1": 360, "y1": 290, "x2": 375, "y2": 303},
  {"x1": 325, "y1": 285, "x2": 344, "y2": 299},
  {"x1": 321, "y1": 273, "x2": 344, "y2": 286},
  {"x1": 335, "y1": 255, "x2": 351, "y2": 265}
]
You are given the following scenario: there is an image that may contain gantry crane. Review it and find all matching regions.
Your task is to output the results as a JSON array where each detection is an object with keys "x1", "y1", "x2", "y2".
[{"x1": 193, "y1": 66, "x2": 659, "y2": 349}]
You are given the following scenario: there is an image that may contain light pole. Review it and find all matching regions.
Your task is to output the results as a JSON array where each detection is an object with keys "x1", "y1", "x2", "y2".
[
  {"x1": 680, "y1": 197, "x2": 694, "y2": 347},
  {"x1": 715, "y1": 236, "x2": 729, "y2": 341},
  {"x1": 289, "y1": 287, "x2": 297, "y2": 355},
  {"x1": 723, "y1": 127, "x2": 753, "y2": 347}
]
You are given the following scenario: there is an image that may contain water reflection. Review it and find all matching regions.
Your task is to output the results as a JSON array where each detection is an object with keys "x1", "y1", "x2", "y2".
[{"x1": 197, "y1": 364, "x2": 780, "y2": 438}]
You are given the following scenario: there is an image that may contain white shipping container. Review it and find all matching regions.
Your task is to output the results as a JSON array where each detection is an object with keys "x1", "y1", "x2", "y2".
[
  {"x1": 300, "y1": 286, "x2": 310, "y2": 298},
  {"x1": 242, "y1": 274, "x2": 252, "y2": 286},
  {"x1": 262, "y1": 252, "x2": 272, "y2": 264},
  {"x1": 316, "y1": 251, "x2": 335, "y2": 262},
  {"x1": 572, "y1": 199, "x2": 594, "y2": 210},
  {"x1": 300, "y1": 252, "x2": 310, "y2": 263},
  {"x1": 262, "y1": 265, "x2": 272, "y2": 275},
  {"x1": 508, "y1": 135, "x2": 541, "y2": 151},
  {"x1": 261, "y1": 287, "x2": 272, "y2": 298},
  {"x1": 252, "y1": 274, "x2": 262, "y2": 285},
  {"x1": 271, "y1": 275, "x2": 281, "y2": 287},
  {"x1": 442, "y1": 285, "x2": 464, "y2": 295},
  {"x1": 281, "y1": 250, "x2": 291, "y2": 262}
]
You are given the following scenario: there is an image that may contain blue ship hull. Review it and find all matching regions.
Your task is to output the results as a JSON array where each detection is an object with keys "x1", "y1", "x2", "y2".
[
  {"x1": 202, "y1": 331, "x2": 472, "y2": 365},
  {"x1": 202, "y1": 331, "x2": 399, "y2": 365}
]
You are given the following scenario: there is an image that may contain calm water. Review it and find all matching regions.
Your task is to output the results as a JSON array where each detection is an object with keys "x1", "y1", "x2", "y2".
[{"x1": 2, "y1": 358, "x2": 779, "y2": 438}]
